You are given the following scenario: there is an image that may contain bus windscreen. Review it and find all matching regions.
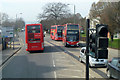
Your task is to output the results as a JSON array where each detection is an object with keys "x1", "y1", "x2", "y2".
[
  {"x1": 67, "y1": 25, "x2": 79, "y2": 30},
  {"x1": 57, "y1": 26, "x2": 63, "y2": 30},
  {"x1": 67, "y1": 30, "x2": 79, "y2": 41}
]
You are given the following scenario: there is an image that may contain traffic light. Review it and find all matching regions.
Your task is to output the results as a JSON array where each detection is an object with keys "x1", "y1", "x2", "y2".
[
  {"x1": 90, "y1": 33, "x2": 96, "y2": 53},
  {"x1": 96, "y1": 24, "x2": 108, "y2": 59}
]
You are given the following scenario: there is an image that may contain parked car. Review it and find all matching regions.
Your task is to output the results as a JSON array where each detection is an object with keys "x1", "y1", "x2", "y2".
[
  {"x1": 106, "y1": 57, "x2": 120, "y2": 79},
  {"x1": 79, "y1": 47, "x2": 108, "y2": 67}
]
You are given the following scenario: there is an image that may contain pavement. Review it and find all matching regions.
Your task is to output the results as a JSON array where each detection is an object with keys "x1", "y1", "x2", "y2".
[{"x1": 0, "y1": 34, "x2": 21, "y2": 66}]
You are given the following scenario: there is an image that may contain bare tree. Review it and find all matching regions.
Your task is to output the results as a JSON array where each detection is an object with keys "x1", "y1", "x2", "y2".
[
  {"x1": 38, "y1": 2, "x2": 70, "y2": 24},
  {"x1": 2, "y1": 18, "x2": 25, "y2": 29},
  {"x1": 100, "y1": 2, "x2": 120, "y2": 36},
  {"x1": 0, "y1": 12, "x2": 9, "y2": 25},
  {"x1": 89, "y1": 1, "x2": 120, "y2": 41},
  {"x1": 2, "y1": 20, "x2": 15, "y2": 27},
  {"x1": 15, "y1": 18, "x2": 25, "y2": 29},
  {"x1": 40, "y1": 13, "x2": 83, "y2": 31}
]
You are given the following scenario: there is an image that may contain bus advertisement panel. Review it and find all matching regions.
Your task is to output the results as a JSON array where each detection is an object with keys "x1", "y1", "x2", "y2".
[
  {"x1": 62, "y1": 23, "x2": 80, "y2": 47},
  {"x1": 25, "y1": 24, "x2": 44, "y2": 52},
  {"x1": 50, "y1": 25, "x2": 63, "y2": 40}
]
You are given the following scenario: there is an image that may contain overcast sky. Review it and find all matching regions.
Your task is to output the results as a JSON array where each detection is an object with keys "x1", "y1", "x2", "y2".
[{"x1": 0, "y1": 0, "x2": 99, "y2": 23}]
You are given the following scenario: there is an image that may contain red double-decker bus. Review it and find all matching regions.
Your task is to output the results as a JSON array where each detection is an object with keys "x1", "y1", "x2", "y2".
[
  {"x1": 25, "y1": 24, "x2": 44, "y2": 52},
  {"x1": 62, "y1": 23, "x2": 80, "y2": 47},
  {"x1": 50, "y1": 25, "x2": 63, "y2": 40}
]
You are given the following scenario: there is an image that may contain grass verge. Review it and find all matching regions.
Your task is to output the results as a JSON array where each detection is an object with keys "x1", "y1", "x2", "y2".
[{"x1": 109, "y1": 39, "x2": 120, "y2": 50}]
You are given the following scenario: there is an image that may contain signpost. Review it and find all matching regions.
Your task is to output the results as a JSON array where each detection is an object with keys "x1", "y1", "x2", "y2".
[{"x1": 1, "y1": 27, "x2": 14, "y2": 38}]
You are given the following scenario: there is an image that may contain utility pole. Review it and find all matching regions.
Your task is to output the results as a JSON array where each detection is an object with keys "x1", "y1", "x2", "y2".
[
  {"x1": 67, "y1": 4, "x2": 75, "y2": 23},
  {"x1": 74, "y1": 5, "x2": 75, "y2": 24},
  {"x1": 0, "y1": 13, "x2": 2, "y2": 26},
  {"x1": 13, "y1": 14, "x2": 17, "y2": 49}
]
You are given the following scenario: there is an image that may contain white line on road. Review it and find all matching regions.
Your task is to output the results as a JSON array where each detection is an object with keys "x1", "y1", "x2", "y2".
[
  {"x1": 58, "y1": 74, "x2": 81, "y2": 78},
  {"x1": 53, "y1": 60, "x2": 55, "y2": 67},
  {"x1": 52, "y1": 53, "x2": 57, "y2": 78},
  {"x1": 62, "y1": 69, "x2": 83, "y2": 72},
  {"x1": 55, "y1": 59, "x2": 70, "y2": 62},
  {"x1": 54, "y1": 71, "x2": 57, "y2": 78},
  {"x1": 89, "y1": 74, "x2": 94, "y2": 78}
]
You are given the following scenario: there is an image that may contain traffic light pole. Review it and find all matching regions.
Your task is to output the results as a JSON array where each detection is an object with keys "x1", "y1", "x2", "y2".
[
  {"x1": 96, "y1": 25, "x2": 98, "y2": 61},
  {"x1": 86, "y1": 19, "x2": 90, "y2": 80}
]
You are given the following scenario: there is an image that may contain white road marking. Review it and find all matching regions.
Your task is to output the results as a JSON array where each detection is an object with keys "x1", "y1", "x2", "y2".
[
  {"x1": 53, "y1": 60, "x2": 55, "y2": 67},
  {"x1": 54, "y1": 71, "x2": 57, "y2": 78},
  {"x1": 89, "y1": 74, "x2": 94, "y2": 78},
  {"x1": 58, "y1": 74, "x2": 81, "y2": 78},
  {"x1": 52, "y1": 53, "x2": 57, "y2": 78},
  {"x1": 62, "y1": 69, "x2": 83, "y2": 72},
  {"x1": 55, "y1": 59, "x2": 70, "y2": 62}
]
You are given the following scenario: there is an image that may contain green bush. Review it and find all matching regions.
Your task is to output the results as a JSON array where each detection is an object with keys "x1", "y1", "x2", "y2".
[{"x1": 80, "y1": 33, "x2": 86, "y2": 37}]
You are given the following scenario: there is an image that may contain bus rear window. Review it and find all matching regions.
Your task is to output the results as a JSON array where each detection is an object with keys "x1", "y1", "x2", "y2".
[{"x1": 27, "y1": 25, "x2": 40, "y2": 33}]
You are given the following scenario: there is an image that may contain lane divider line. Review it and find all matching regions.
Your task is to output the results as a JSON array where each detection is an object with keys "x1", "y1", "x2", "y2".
[
  {"x1": 53, "y1": 60, "x2": 55, "y2": 67},
  {"x1": 51, "y1": 51, "x2": 57, "y2": 78},
  {"x1": 54, "y1": 71, "x2": 57, "y2": 78}
]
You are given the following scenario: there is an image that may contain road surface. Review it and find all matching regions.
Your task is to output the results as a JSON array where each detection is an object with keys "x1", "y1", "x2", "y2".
[{"x1": 2, "y1": 32, "x2": 115, "y2": 79}]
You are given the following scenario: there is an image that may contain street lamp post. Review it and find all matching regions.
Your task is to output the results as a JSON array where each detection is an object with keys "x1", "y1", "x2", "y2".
[
  {"x1": 0, "y1": 13, "x2": 2, "y2": 26},
  {"x1": 12, "y1": 14, "x2": 17, "y2": 49},
  {"x1": 74, "y1": 5, "x2": 75, "y2": 24},
  {"x1": 13, "y1": 13, "x2": 22, "y2": 49},
  {"x1": 67, "y1": 4, "x2": 75, "y2": 23}
]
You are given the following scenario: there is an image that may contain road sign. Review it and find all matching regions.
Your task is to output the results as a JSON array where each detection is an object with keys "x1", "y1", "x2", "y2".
[{"x1": 1, "y1": 27, "x2": 14, "y2": 38}]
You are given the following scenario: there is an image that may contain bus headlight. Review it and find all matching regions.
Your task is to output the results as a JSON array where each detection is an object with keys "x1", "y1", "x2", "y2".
[
  {"x1": 67, "y1": 42, "x2": 69, "y2": 44},
  {"x1": 77, "y1": 43, "x2": 79, "y2": 45}
]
